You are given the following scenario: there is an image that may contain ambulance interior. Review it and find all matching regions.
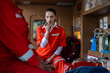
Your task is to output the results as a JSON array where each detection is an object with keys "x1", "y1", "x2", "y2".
[{"x1": 15, "y1": 0, "x2": 110, "y2": 72}]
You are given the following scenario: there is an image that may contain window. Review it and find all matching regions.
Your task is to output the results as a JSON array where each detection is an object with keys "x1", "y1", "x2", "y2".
[
  {"x1": 103, "y1": 16, "x2": 108, "y2": 29},
  {"x1": 99, "y1": 16, "x2": 108, "y2": 29},
  {"x1": 33, "y1": 20, "x2": 45, "y2": 41}
]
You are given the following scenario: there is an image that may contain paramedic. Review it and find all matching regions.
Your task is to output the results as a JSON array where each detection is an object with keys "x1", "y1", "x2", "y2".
[
  {"x1": 0, "y1": 0, "x2": 52, "y2": 73},
  {"x1": 36, "y1": 8, "x2": 67, "y2": 73}
]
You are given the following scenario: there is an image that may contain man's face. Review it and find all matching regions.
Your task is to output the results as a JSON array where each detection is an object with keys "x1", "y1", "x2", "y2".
[{"x1": 45, "y1": 11, "x2": 56, "y2": 25}]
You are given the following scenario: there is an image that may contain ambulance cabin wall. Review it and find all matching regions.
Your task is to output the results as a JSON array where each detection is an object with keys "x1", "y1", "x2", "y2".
[{"x1": 18, "y1": 4, "x2": 73, "y2": 49}]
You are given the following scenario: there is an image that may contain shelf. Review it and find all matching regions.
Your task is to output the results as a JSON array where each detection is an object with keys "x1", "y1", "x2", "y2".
[
  {"x1": 88, "y1": 50, "x2": 110, "y2": 58},
  {"x1": 83, "y1": 1, "x2": 110, "y2": 16}
]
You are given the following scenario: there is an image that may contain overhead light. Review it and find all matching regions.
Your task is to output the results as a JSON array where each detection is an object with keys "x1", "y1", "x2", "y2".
[
  {"x1": 56, "y1": 3, "x2": 74, "y2": 6},
  {"x1": 23, "y1": 1, "x2": 31, "y2": 4}
]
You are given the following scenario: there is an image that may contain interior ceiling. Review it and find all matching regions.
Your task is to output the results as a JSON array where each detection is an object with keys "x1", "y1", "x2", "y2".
[{"x1": 16, "y1": 0, "x2": 76, "y2": 5}]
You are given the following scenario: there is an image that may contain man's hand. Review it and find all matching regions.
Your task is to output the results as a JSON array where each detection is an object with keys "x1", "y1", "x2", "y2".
[
  {"x1": 45, "y1": 57, "x2": 53, "y2": 64},
  {"x1": 45, "y1": 54, "x2": 57, "y2": 64},
  {"x1": 44, "y1": 23, "x2": 51, "y2": 32}
]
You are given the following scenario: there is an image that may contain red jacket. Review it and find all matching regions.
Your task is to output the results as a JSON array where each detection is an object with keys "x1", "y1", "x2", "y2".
[{"x1": 0, "y1": 0, "x2": 40, "y2": 68}]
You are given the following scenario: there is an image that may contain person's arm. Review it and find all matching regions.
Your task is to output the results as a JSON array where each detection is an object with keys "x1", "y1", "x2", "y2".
[
  {"x1": 37, "y1": 23, "x2": 51, "y2": 48},
  {"x1": 54, "y1": 46, "x2": 63, "y2": 55},
  {"x1": 40, "y1": 37, "x2": 48, "y2": 48},
  {"x1": 0, "y1": 3, "x2": 40, "y2": 67},
  {"x1": 44, "y1": 23, "x2": 50, "y2": 40},
  {"x1": 45, "y1": 46, "x2": 63, "y2": 64},
  {"x1": 40, "y1": 30, "x2": 49, "y2": 48},
  {"x1": 45, "y1": 53, "x2": 57, "y2": 64}
]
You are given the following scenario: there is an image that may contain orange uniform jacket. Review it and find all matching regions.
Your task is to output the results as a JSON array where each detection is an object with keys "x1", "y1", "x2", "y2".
[
  {"x1": 37, "y1": 25, "x2": 67, "y2": 73},
  {"x1": 0, "y1": 0, "x2": 49, "y2": 73},
  {"x1": 37, "y1": 25, "x2": 66, "y2": 60}
]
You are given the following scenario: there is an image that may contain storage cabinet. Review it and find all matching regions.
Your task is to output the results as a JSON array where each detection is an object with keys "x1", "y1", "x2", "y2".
[{"x1": 79, "y1": 0, "x2": 110, "y2": 59}]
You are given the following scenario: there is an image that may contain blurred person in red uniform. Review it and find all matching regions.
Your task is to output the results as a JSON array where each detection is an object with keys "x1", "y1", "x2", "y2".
[
  {"x1": 0, "y1": 0, "x2": 55, "y2": 73},
  {"x1": 36, "y1": 8, "x2": 67, "y2": 73}
]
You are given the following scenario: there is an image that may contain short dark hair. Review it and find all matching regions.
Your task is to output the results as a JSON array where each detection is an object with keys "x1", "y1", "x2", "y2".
[{"x1": 46, "y1": 8, "x2": 56, "y2": 16}]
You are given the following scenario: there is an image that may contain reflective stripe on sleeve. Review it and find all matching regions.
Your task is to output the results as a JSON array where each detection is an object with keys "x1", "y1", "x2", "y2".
[
  {"x1": 54, "y1": 59, "x2": 65, "y2": 68},
  {"x1": 51, "y1": 33, "x2": 60, "y2": 36},
  {"x1": 54, "y1": 56, "x2": 62, "y2": 61},
  {"x1": 28, "y1": 44, "x2": 34, "y2": 49},
  {"x1": 40, "y1": 37, "x2": 48, "y2": 48},
  {"x1": 18, "y1": 49, "x2": 34, "y2": 61}
]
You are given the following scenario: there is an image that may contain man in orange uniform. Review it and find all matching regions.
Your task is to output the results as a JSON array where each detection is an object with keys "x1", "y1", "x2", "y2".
[
  {"x1": 37, "y1": 8, "x2": 67, "y2": 73},
  {"x1": 0, "y1": 0, "x2": 53, "y2": 73}
]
